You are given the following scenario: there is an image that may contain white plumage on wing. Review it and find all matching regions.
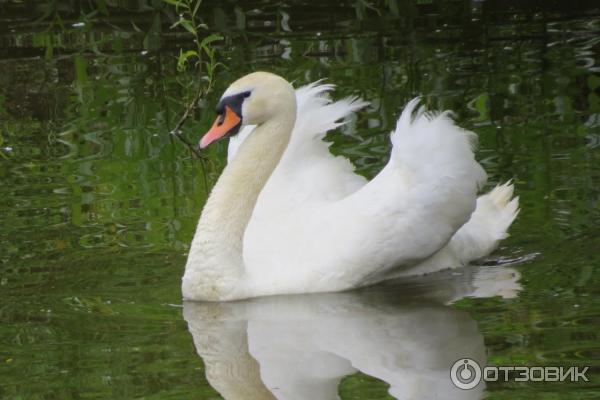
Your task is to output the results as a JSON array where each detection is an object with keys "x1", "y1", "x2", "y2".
[{"x1": 182, "y1": 72, "x2": 519, "y2": 301}]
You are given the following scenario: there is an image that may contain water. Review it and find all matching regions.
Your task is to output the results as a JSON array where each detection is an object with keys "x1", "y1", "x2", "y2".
[{"x1": 1, "y1": 1, "x2": 599, "y2": 398}]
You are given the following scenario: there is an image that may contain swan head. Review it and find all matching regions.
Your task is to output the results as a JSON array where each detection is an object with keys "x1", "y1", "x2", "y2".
[{"x1": 199, "y1": 72, "x2": 296, "y2": 149}]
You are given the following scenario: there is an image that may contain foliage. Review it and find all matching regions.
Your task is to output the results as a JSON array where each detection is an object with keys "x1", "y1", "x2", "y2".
[
  {"x1": 165, "y1": 0, "x2": 223, "y2": 78},
  {"x1": 162, "y1": 0, "x2": 224, "y2": 159}
]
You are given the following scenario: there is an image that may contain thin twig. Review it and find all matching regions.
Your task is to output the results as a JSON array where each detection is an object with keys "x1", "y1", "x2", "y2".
[
  {"x1": 168, "y1": 79, "x2": 211, "y2": 189},
  {"x1": 169, "y1": 82, "x2": 206, "y2": 159},
  {"x1": 165, "y1": 0, "x2": 219, "y2": 181}
]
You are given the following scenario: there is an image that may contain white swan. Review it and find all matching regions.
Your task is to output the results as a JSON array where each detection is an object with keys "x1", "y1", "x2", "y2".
[{"x1": 182, "y1": 72, "x2": 519, "y2": 301}]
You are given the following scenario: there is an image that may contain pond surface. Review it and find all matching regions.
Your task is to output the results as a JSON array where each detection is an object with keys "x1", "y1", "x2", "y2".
[{"x1": 1, "y1": 1, "x2": 599, "y2": 399}]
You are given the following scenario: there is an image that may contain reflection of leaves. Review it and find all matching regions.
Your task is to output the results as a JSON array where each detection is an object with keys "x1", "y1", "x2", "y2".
[
  {"x1": 74, "y1": 55, "x2": 88, "y2": 85},
  {"x1": 64, "y1": 296, "x2": 118, "y2": 315},
  {"x1": 468, "y1": 93, "x2": 490, "y2": 122},
  {"x1": 95, "y1": 0, "x2": 109, "y2": 15},
  {"x1": 143, "y1": 12, "x2": 162, "y2": 52},
  {"x1": 576, "y1": 264, "x2": 594, "y2": 287}
]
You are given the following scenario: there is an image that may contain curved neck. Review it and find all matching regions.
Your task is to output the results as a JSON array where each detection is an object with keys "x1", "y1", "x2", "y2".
[{"x1": 183, "y1": 103, "x2": 296, "y2": 301}]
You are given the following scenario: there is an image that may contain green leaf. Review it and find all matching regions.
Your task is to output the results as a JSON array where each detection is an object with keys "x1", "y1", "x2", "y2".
[
  {"x1": 200, "y1": 33, "x2": 223, "y2": 50},
  {"x1": 192, "y1": 0, "x2": 202, "y2": 18},
  {"x1": 177, "y1": 49, "x2": 198, "y2": 71},
  {"x1": 180, "y1": 20, "x2": 196, "y2": 35}
]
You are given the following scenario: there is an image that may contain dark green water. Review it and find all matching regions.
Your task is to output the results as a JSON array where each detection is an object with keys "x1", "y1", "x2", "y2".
[{"x1": 1, "y1": 1, "x2": 599, "y2": 399}]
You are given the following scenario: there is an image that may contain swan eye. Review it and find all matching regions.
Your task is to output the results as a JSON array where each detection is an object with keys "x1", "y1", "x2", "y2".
[{"x1": 242, "y1": 91, "x2": 252, "y2": 98}]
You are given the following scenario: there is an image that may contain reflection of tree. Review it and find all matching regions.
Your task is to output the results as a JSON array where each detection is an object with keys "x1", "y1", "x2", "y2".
[{"x1": 1, "y1": 48, "x2": 214, "y2": 261}]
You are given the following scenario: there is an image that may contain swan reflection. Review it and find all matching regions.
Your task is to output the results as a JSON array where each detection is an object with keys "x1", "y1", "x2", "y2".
[{"x1": 183, "y1": 265, "x2": 521, "y2": 400}]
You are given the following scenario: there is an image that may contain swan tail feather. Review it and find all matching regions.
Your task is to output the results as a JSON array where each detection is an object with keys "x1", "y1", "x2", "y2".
[
  {"x1": 448, "y1": 181, "x2": 520, "y2": 263},
  {"x1": 390, "y1": 99, "x2": 487, "y2": 189},
  {"x1": 385, "y1": 98, "x2": 487, "y2": 238}
]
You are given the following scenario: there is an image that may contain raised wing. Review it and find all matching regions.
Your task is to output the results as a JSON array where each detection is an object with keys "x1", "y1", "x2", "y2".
[{"x1": 242, "y1": 88, "x2": 486, "y2": 294}]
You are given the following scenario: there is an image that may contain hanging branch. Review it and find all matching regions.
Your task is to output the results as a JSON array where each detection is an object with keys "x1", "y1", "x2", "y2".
[
  {"x1": 169, "y1": 83, "x2": 205, "y2": 159},
  {"x1": 164, "y1": 0, "x2": 223, "y2": 160}
]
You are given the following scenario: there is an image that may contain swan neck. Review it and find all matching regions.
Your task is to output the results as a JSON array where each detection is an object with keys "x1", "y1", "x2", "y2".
[{"x1": 183, "y1": 102, "x2": 296, "y2": 301}]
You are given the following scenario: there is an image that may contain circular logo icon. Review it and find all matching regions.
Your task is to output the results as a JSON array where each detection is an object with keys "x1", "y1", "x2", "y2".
[{"x1": 450, "y1": 358, "x2": 482, "y2": 390}]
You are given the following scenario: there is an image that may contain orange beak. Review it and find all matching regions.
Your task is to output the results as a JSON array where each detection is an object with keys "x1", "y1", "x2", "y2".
[{"x1": 199, "y1": 105, "x2": 242, "y2": 149}]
